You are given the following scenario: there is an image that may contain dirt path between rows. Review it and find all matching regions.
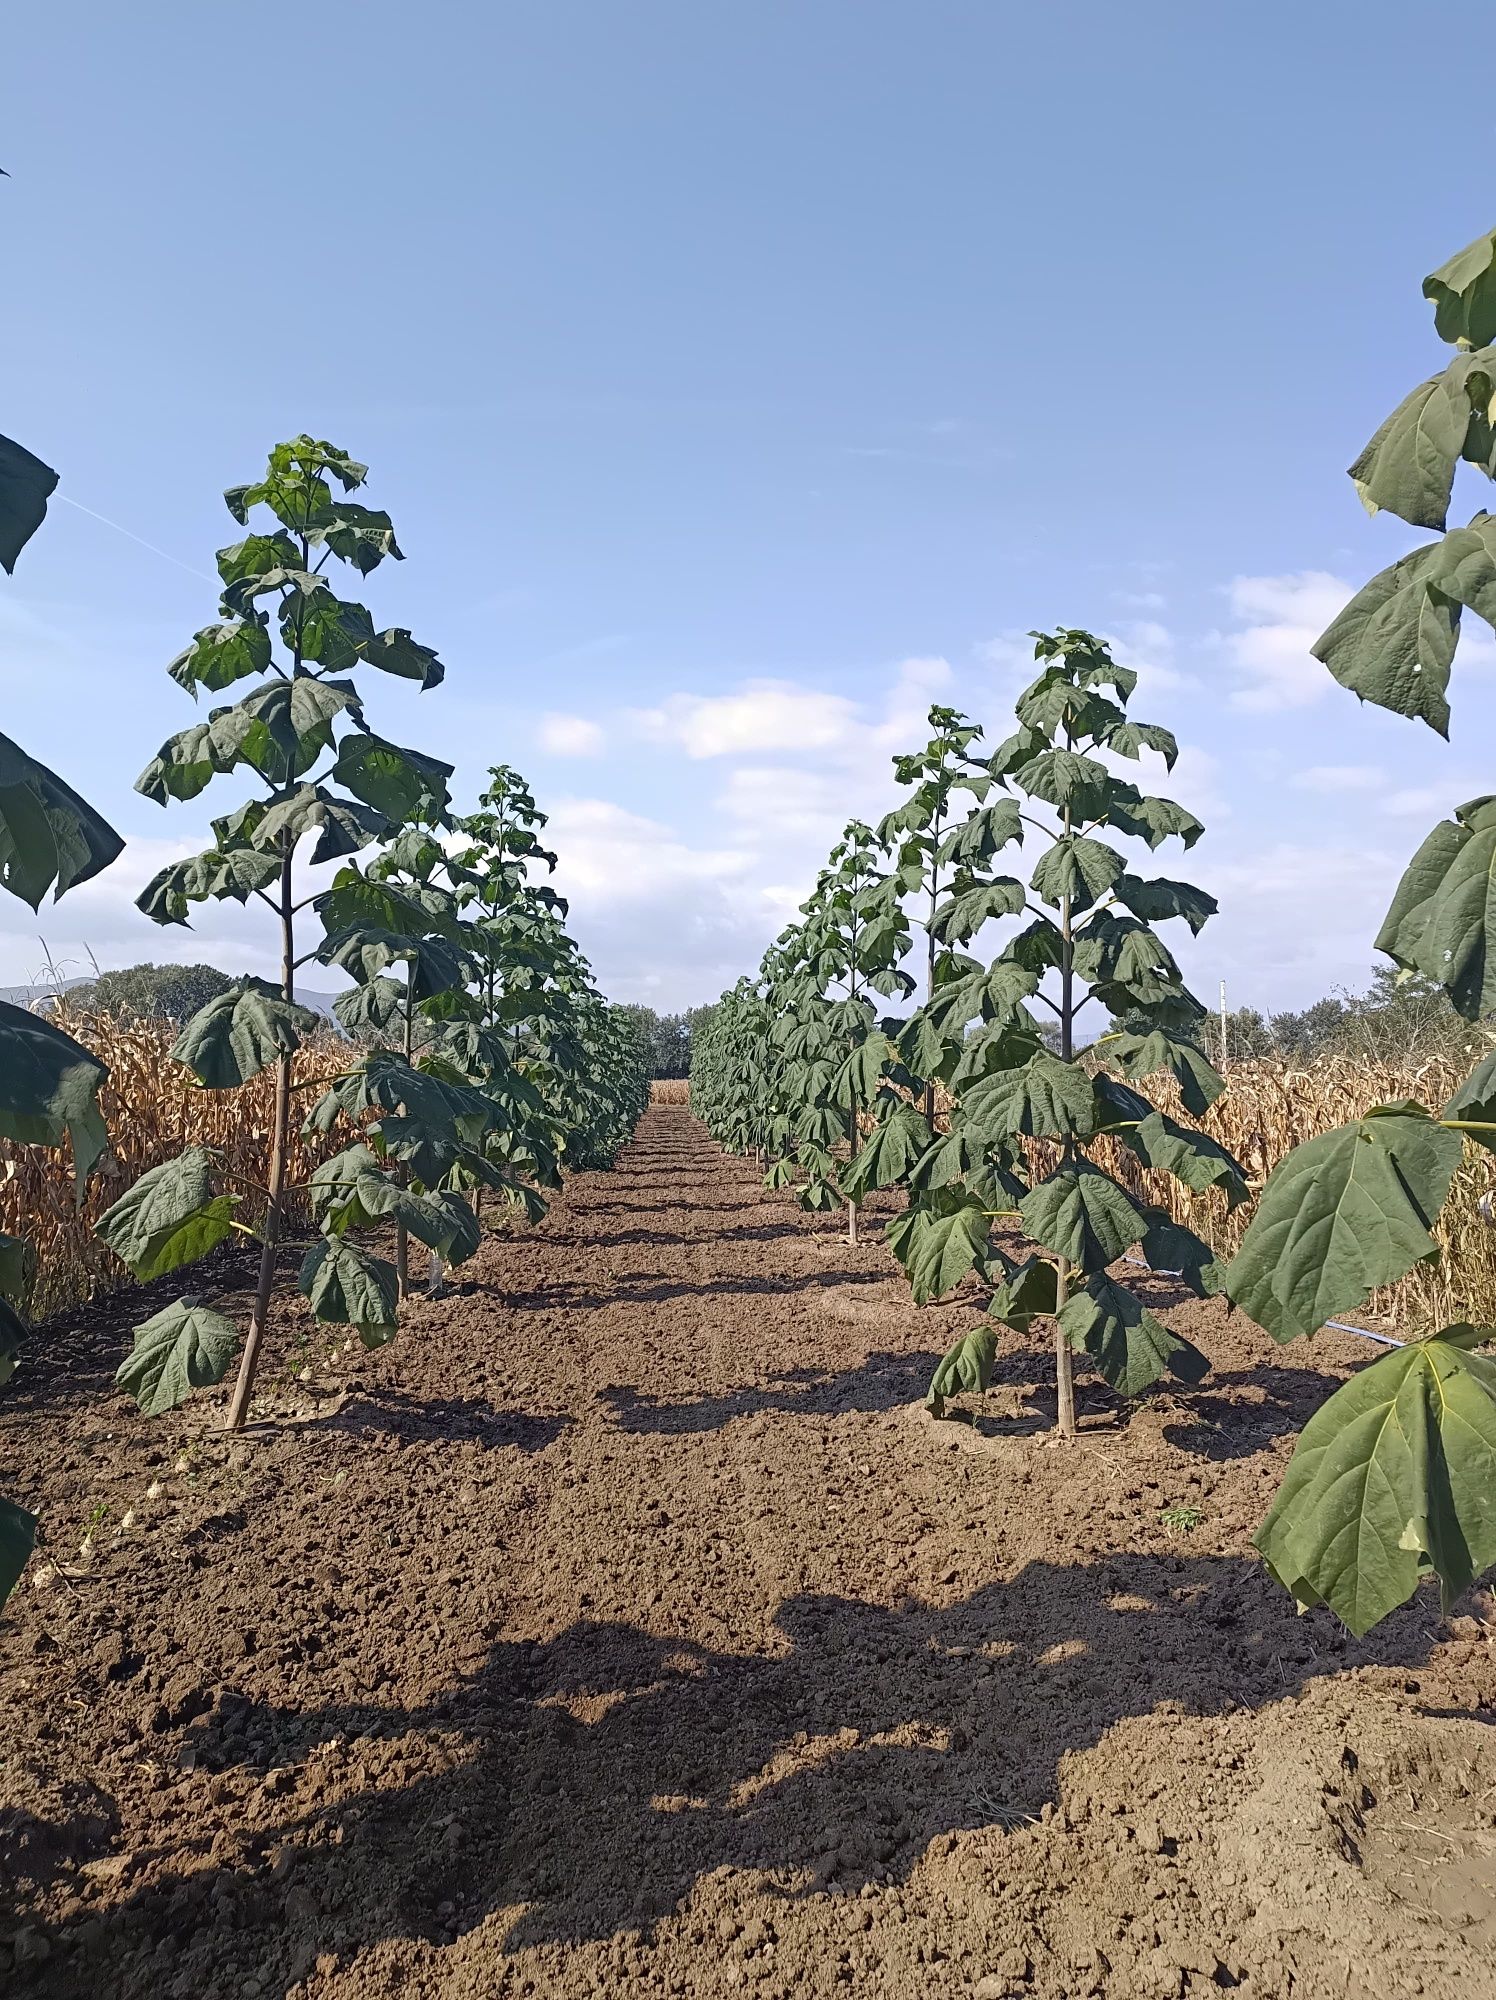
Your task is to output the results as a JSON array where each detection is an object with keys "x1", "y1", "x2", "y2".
[{"x1": 3, "y1": 1105, "x2": 1495, "y2": 1999}]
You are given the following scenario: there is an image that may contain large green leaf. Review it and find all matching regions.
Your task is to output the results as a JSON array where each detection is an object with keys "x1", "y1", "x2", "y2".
[
  {"x1": 1424, "y1": 228, "x2": 1496, "y2": 350},
  {"x1": 0, "y1": 1001, "x2": 108, "y2": 1189},
  {"x1": 168, "y1": 620, "x2": 272, "y2": 696},
  {"x1": 0, "y1": 435, "x2": 59, "y2": 574},
  {"x1": 1256, "y1": 1325, "x2": 1496, "y2": 1636},
  {"x1": 1104, "y1": 719, "x2": 1178, "y2": 769},
  {"x1": 97, "y1": 1149, "x2": 237, "y2": 1280},
  {"x1": 1112, "y1": 874, "x2": 1217, "y2": 936},
  {"x1": 1376, "y1": 795, "x2": 1496, "y2": 1019},
  {"x1": 1138, "y1": 1210, "x2": 1226, "y2": 1298},
  {"x1": 1225, "y1": 1104, "x2": 1463, "y2": 1345},
  {"x1": 1013, "y1": 748, "x2": 1115, "y2": 818},
  {"x1": 171, "y1": 979, "x2": 321, "y2": 1088},
  {"x1": 1029, "y1": 835, "x2": 1125, "y2": 912},
  {"x1": 885, "y1": 1192, "x2": 991, "y2": 1303},
  {"x1": 928, "y1": 878, "x2": 1026, "y2": 945},
  {"x1": 1120, "y1": 1109, "x2": 1249, "y2": 1208},
  {"x1": 1019, "y1": 1162, "x2": 1147, "y2": 1272},
  {"x1": 136, "y1": 676, "x2": 361, "y2": 801},
  {"x1": 1105, "y1": 792, "x2": 1203, "y2": 851},
  {"x1": 331, "y1": 733, "x2": 453, "y2": 823},
  {"x1": 1348, "y1": 350, "x2": 1496, "y2": 532},
  {"x1": 0, "y1": 1231, "x2": 34, "y2": 1306},
  {"x1": 963, "y1": 1053, "x2": 1099, "y2": 1141},
  {"x1": 0, "y1": 733, "x2": 125, "y2": 909},
  {"x1": 925, "y1": 1324, "x2": 998, "y2": 1418},
  {"x1": 987, "y1": 1252, "x2": 1059, "y2": 1331},
  {"x1": 250, "y1": 785, "x2": 391, "y2": 863},
  {"x1": 0, "y1": 1494, "x2": 37, "y2": 1610},
  {"x1": 299, "y1": 1236, "x2": 398, "y2": 1347},
  {"x1": 115, "y1": 1298, "x2": 238, "y2": 1414},
  {"x1": 1444, "y1": 1051, "x2": 1496, "y2": 1151},
  {"x1": 1059, "y1": 1272, "x2": 1209, "y2": 1398},
  {"x1": 1103, "y1": 1029, "x2": 1225, "y2": 1117},
  {"x1": 137, "y1": 842, "x2": 282, "y2": 925},
  {"x1": 1311, "y1": 544, "x2": 1459, "y2": 737},
  {"x1": 841, "y1": 1101, "x2": 931, "y2": 1198}
]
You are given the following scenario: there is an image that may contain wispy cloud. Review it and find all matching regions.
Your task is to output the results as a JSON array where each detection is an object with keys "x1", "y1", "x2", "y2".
[
  {"x1": 1220, "y1": 571, "x2": 1351, "y2": 712},
  {"x1": 538, "y1": 712, "x2": 605, "y2": 757}
]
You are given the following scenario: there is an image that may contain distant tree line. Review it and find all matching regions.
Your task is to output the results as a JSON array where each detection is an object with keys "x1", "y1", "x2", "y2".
[
  {"x1": 1202, "y1": 967, "x2": 1485, "y2": 1069},
  {"x1": 615, "y1": 1003, "x2": 717, "y2": 1079}
]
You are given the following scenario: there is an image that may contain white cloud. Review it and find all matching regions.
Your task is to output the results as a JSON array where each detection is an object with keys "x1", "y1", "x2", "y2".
[
  {"x1": 538, "y1": 711, "x2": 605, "y2": 757},
  {"x1": 1382, "y1": 778, "x2": 1481, "y2": 818},
  {"x1": 630, "y1": 679, "x2": 856, "y2": 759},
  {"x1": 1220, "y1": 571, "x2": 1351, "y2": 712},
  {"x1": 1291, "y1": 763, "x2": 1384, "y2": 793}
]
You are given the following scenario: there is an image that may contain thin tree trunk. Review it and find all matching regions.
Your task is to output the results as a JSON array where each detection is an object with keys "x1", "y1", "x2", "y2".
[
  {"x1": 226, "y1": 843, "x2": 295, "y2": 1432},
  {"x1": 846, "y1": 1097, "x2": 860, "y2": 1245},
  {"x1": 1053, "y1": 786, "x2": 1077, "y2": 1440},
  {"x1": 395, "y1": 982, "x2": 413, "y2": 1300}
]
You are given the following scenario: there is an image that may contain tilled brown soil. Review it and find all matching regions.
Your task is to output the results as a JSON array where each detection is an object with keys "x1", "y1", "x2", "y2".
[{"x1": 2, "y1": 1105, "x2": 1495, "y2": 2000}]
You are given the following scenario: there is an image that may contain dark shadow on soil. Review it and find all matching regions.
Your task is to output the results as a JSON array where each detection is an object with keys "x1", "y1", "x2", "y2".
[
  {"x1": 599, "y1": 1350, "x2": 947, "y2": 1433},
  {"x1": 19, "y1": 1554, "x2": 1444, "y2": 1996},
  {"x1": 324, "y1": 1391, "x2": 573, "y2": 1455}
]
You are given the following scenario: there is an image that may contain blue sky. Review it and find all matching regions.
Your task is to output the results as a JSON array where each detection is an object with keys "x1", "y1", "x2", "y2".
[{"x1": 4, "y1": 3, "x2": 1492, "y2": 1009}]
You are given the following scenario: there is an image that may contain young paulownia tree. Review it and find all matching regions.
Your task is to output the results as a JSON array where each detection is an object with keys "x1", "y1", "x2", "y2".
[
  {"x1": 850, "y1": 641, "x2": 1244, "y2": 1435},
  {"x1": 101, "y1": 437, "x2": 467, "y2": 1429},
  {"x1": 1227, "y1": 229, "x2": 1496, "y2": 1633},
  {"x1": 0, "y1": 435, "x2": 124, "y2": 1604}
]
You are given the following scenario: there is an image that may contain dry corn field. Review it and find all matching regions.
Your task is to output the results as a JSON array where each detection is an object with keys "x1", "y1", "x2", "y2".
[
  {"x1": 8, "y1": 1023, "x2": 1494, "y2": 1333},
  {"x1": 1, "y1": 1004, "x2": 348, "y2": 1319}
]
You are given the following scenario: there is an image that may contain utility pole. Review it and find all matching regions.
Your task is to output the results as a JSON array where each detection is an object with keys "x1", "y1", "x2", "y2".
[{"x1": 1219, "y1": 979, "x2": 1228, "y2": 1070}]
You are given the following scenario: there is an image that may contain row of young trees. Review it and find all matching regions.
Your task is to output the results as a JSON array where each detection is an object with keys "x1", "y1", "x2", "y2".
[
  {"x1": 0, "y1": 435, "x2": 649, "y2": 1607},
  {"x1": 695, "y1": 225, "x2": 1496, "y2": 1637}
]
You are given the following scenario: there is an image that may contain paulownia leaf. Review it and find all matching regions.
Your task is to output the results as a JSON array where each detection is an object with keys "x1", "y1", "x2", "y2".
[
  {"x1": 1424, "y1": 228, "x2": 1496, "y2": 351},
  {"x1": 1139, "y1": 1210, "x2": 1226, "y2": 1298},
  {"x1": 1103, "y1": 1029, "x2": 1225, "y2": 1117},
  {"x1": 1104, "y1": 719, "x2": 1178, "y2": 769},
  {"x1": 331, "y1": 733, "x2": 453, "y2": 824},
  {"x1": 963, "y1": 1053, "x2": 1099, "y2": 1141},
  {"x1": 925, "y1": 1324, "x2": 998, "y2": 1418},
  {"x1": 299, "y1": 1236, "x2": 398, "y2": 1347},
  {"x1": 1019, "y1": 1162, "x2": 1147, "y2": 1273},
  {"x1": 1105, "y1": 792, "x2": 1204, "y2": 851},
  {"x1": 1311, "y1": 543, "x2": 1459, "y2": 737},
  {"x1": 1059, "y1": 1272, "x2": 1209, "y2": 1398},
  {"x1": 0, "y1": 1001, "x2": 108, "y2": 1190},
  {"x1": 987, "y1": 1253, "x2": 1058, "y2": 1332},
  {"x1": 0, "y1": 1494, "x2": 38, "y2": 1611},
  {"x1": 1013, "y1": 748, "x2": 1115, "y2": 819},
  {"x1": 1445, "y1": 1051, "x2": 1496, "y2": 1151},
  {"x1": 250, "y1": 785, "x2": 391, "y2": 863},
  {"x1": 1029, "y1": 835, "x2": 1125, "y2": 912},
  {"x1": 1349, "y1": 350, "x2": 1496, "y2": 532},
  {"x1": 1376, "y1": 795, "x2": 1496, "y2": 1019},
  {"x1": 1112, "y1": 874, "x2": 1217, "y2": 936},
  {"x1": 885, "y1": 1191, "x2": 991, "y2": 1303},
  {"x1": 0, "y1": 435, "x2": 59, "y2": 574},
  {"x1": 1225, "y1": 1103, "x2": 1463, "y2": 1345},
  {"x1": 1256, "y1": 1324, "x2": 1496, "y2": 1635},
  {"x1": 1120, "y1": 1109, "x2": 1250, "y2": 1208},
  {"x1": 929, "y1": 878, "x2": 1026, "y2": 945},
  {"x1": 168, "y1": 621, "x2": 272, "y2": 696},
  {"x1": 0, "y1": 733, "x2": 125, "y2": 909},
  {"x1": 841, "y1": 1101, "x2": 931, "y2": 1198},
  {"x1": 172, "y1": 979, "x2": 321, "y2": 1088},
  {"x1": 98, "y1": 1149, "x2": 238, "y2": 1281},
  {"x1": 0, "y1": 1231, "x2": 34, "y2": 1305},
  {"x1": 115, "y1": 1298, "x2": 238, "y2": 1414},
  {"x1": 137, "y1": 842, "x2": 282, "y2": 925}
]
